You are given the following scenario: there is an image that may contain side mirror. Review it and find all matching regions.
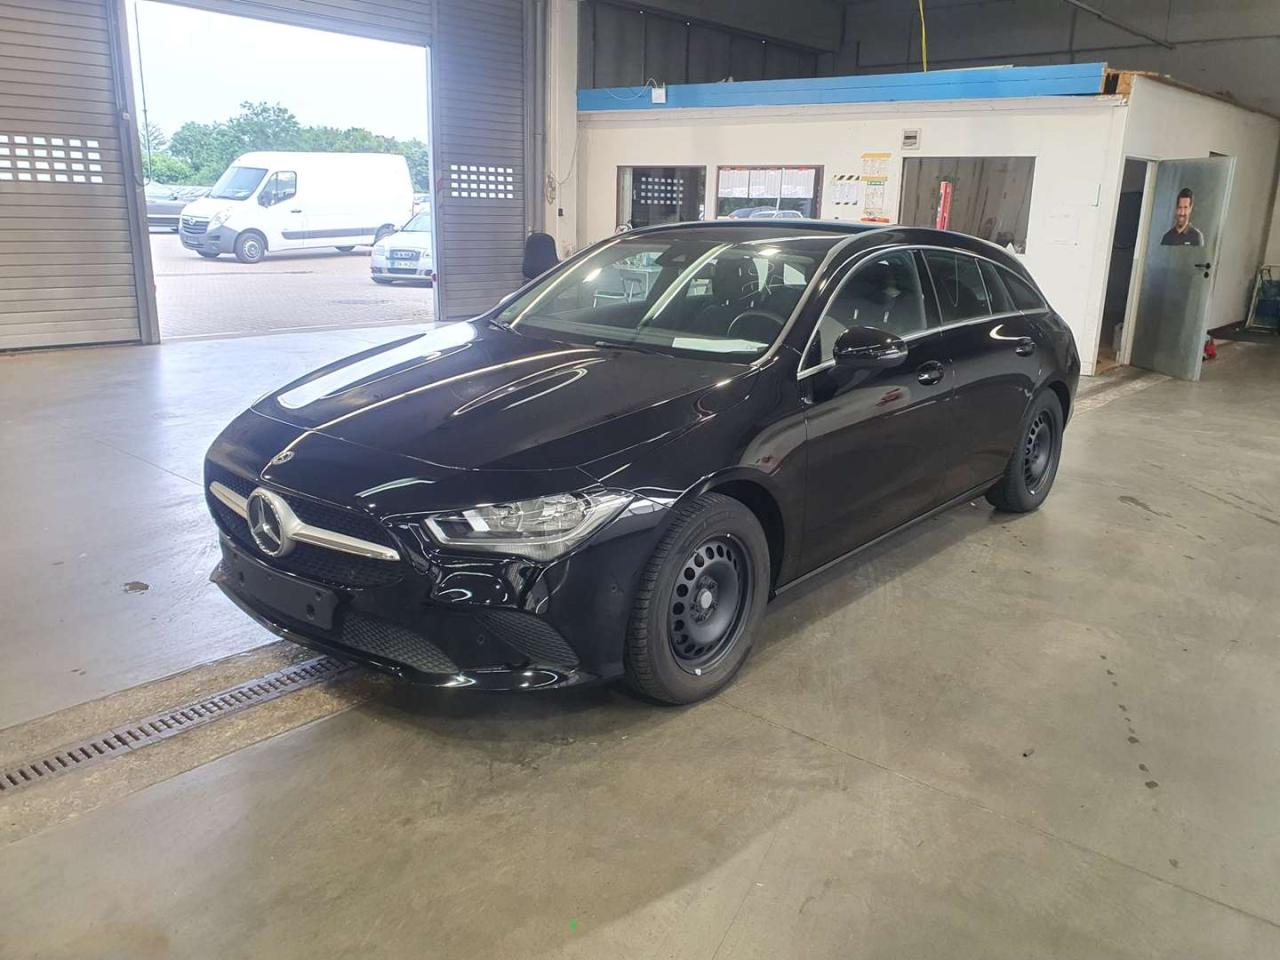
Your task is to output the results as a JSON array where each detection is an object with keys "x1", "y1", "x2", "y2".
[
  {"x1": 832, "y1": 326, "x2": 908, "y2": 369},
  {"x1": 258, "y1": 190, "x2": 274, "y2": 208}
]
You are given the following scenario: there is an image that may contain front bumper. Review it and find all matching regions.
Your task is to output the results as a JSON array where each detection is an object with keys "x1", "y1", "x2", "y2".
[
  {"x1": 372, "y1": 252, "x2": 434, "y2": 283},
  {"x1": 181, "y1": 225, "x2": 237, "y2": 254}
]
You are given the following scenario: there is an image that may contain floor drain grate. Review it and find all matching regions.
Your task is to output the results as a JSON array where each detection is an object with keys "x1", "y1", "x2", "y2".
[{"x1": 0, "y1": 656, "x2": 353, "y2": 797}]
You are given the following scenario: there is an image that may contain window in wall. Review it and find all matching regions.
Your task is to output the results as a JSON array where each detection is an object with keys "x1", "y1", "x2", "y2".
[
  {"x1": 617, "y1": 166, "x2": 706, "y2": 229},
  {"x1": 899, "y1": 157, "x2": 1035, "y2": 253},
  {"x1": 716, "y1": 166, "x2": 821, "y2": 219}
]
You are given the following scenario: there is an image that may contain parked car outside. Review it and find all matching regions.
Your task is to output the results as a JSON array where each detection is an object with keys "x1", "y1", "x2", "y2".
[
  {"x1": 370, "y1": 211, "x2": 434, "y2": 285},
  {"x1": 725, "y1": 206, "x2": 806, "y2": 219},
  {"x1": 204, "y1": 222, "x2": 1079, "y2": 704},
  {"x1": 146, "y1": 184, "x2": 211, "y2": 231},
  {"x1": 179, "y1": 152, "x2": 413, "y2": 263}
]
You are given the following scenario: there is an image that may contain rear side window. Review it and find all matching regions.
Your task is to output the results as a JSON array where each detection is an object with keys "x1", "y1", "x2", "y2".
[
  {"x1": 1000, "y1": 268, "x2": 1048, "y2": 312},
  {"x1": 924, "y1": 251, "x2": 991, "y2": 324},
  {"x1": 978, "y1": 260, "x2": 1015, "y2": 314}
]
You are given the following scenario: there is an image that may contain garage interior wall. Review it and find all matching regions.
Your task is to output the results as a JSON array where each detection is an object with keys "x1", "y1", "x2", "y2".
[
  {"x1": 576, "y1": 96, "x2": 1129, "y2": 374},
  {"x1": 1118, "y1": 76, "x2": 1280, "y2": 337},
  {"x1": 0, "y1": 0, "x2": 150, "y2": 350}
]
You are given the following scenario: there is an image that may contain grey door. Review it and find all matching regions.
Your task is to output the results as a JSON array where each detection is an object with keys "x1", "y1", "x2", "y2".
[{"x1": 1130, "y1": 157, "x2": 1232, "y2": 381}]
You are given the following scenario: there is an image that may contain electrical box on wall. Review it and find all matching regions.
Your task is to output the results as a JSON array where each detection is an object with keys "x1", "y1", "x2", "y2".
[
  {"x1": 651, "y1": 86, "x2": 667, "y2": 104},
  {"x1": 902, "y1": 129, "x2": 921, "y2": 150}
]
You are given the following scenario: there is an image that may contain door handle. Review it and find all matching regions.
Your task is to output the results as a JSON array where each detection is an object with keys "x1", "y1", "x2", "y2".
[
  {"x1": 290, "y1": 208, "x2": 303, "y2": 213},
  {"x1": 1014, "y1": 337, "x2": 1036, "y2": 357},
  {"x1": 916, "y1": 360, "x2": 945, "y2": 386},
  {"x1": 1194, "y1": 261, "x2": 1212, "y2": 278}
]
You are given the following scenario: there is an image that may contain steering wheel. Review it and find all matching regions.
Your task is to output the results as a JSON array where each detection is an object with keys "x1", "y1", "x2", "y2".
[{"x1": 727, "y1": 308, "x2": 787, "y2": 343}]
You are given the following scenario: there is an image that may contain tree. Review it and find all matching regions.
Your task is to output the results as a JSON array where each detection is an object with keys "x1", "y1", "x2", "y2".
[
  {"x1": 143, "y1": 120, "x2": 167, "y2": 154},
  {"x1": 146, "y1": 153, "x2": 193, "y2": 184}
]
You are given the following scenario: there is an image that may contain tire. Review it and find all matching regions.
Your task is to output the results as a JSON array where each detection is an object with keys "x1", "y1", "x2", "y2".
[
  {"x1": 986, "y1": 390, "x2": 1064, "y2": 513},
  {"x1": 197, "y1": 251, "x2": 220, "y2": 260},
  {"x1": 233, "y1": 231, "x2": 267, "y2": 264},
  {"x1": 372, "y1": 277, "x2": 393, "y2": 285},
  {"x1": 625, "y1": 493, "x2": 770, "y2": 704},
  {"x1": 336, "y1": 245, "x2": 355, "y2": 253}
]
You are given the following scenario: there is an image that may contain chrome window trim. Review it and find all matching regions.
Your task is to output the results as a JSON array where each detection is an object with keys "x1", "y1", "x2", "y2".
[
  {"x1": 209, "y1": 481, "x2": 401, "y2": 562},
  {"x1": 795, "y1": 243, "x2": 1050, "y2": 380}
]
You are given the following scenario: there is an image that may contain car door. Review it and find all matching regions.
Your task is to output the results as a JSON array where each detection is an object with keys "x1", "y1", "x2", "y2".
[
  {"x1": 923, "y1": 250, "x2": 1042, "y2": 494},
  {"x1": 256, "y1": 170, "x2": 305, "y2": 250},
  {"x1": 799, "y1": 248, "x2": 955, "y2": 571}
]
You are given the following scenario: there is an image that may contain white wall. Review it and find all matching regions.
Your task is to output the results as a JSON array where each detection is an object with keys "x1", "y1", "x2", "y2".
[
  {"x1": 578, "y1": 97, "x2": 1128, "y2": 374},
  {"x1": 1121, "y1": 76, "x2": 1280, "y2": 335},
  {"x1": 543, "y1": 0, "x2": 580, "y2": 257}
]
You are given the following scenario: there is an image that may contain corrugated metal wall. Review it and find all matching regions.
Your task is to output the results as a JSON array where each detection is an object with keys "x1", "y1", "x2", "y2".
[
  {"x1": 0, "y1": 0, "x2": 143, "y2": 349},
  {"x1": 432, "y1": 0, "x2": 527, "y2": 319}
]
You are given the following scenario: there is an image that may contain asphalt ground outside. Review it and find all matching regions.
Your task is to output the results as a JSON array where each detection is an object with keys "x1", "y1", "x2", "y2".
[{"x1": 150, "y1": 229, "x2": 434, "y2": 340}]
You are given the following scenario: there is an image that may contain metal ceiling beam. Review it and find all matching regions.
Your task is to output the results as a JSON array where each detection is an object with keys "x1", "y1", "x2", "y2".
[{"x1": 1060, "y1": 0, "x2": 1175, "y2": 50}]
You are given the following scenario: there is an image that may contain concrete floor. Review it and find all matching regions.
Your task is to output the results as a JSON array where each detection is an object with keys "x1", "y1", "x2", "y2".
[
  {"x1": 2, "y1": 339, "x2": 1280, "y2": 958},
  {"x1": 150, "y1": 231, "x2": 434, "y2": 339}
]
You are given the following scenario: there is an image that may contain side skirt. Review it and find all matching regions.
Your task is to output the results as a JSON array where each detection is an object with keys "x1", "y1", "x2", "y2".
[{"x1": 773, "y1": 477, "x2": 1001, "y2": 596}]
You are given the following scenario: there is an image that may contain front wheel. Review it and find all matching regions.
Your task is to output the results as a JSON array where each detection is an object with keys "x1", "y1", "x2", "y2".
[
  {"x1": 372, "y1": 276, "x2": 393, "y2": 285},
  {"x1": 233, "y1": 231, "x2": 266, "y2": 264},
  {"x1": 625, "y1": 493, "x2": 769, "y2": 704},
  {"x1": 986, "y1": 390, "x2": 1064, "y2": 512},
  {"x1": 197, "y1": 251, "x2": 219, "y2": 260}
]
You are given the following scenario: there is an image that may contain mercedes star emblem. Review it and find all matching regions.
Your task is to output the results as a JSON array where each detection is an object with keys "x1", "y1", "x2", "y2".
[{"x1": 247, "y1": 489, "x2": 294, "y2": 557}]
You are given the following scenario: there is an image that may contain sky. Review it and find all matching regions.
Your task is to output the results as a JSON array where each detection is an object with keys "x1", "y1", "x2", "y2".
[{"x1": 127, "y1": 1, "x2": 430, "y2": 144}]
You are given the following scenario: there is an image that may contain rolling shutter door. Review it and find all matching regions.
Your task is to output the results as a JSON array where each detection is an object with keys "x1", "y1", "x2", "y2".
[
  {"x1": 166, "y1": 0, "x2": 434, "y2": 45},
  {"x1": 0, "y1": 0, "x2": 145, "y2": 349},
  {"x1": 433, "y1": 0, "x2": 527, "y2": 320}
]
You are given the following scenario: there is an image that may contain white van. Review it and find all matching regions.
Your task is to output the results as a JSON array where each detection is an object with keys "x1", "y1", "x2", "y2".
[{"x1": 179, "y1": 151, "x2": 414, "y2": 264}]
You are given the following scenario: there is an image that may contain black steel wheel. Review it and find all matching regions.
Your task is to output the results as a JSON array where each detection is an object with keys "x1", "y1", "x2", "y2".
[
  {"x1": 626, "y1": 493, "x2": 769, "y2": 704},
  {"x1": 987, "y1": 390, "x2": 1064, "y2": 513}
]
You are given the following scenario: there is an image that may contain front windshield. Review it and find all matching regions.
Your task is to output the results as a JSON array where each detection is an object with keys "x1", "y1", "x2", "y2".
[
  {"x1": 210, "y1": 165, "x2": 267, "y2": 200},
  {"x1": 402, "y1": 212, "x2": 432, "y2": 232},
  {"x1": 495, "y1": 228, "x2": 840, "y2": 362}
]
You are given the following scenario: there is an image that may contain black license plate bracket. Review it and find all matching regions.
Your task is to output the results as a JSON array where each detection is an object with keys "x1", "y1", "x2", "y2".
[{"x1": 220, "y1": 540, "x2": 338, "y2": 629}]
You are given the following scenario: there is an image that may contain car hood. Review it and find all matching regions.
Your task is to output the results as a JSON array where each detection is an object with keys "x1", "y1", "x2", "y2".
[
  {"x1": 181, "y1": 196, "x2": 236, "y2": 218},
  {"x1": 382, "y1": 231, "x2": 433, "y2": 253},
  {"x1": 252, "y1": 321, "x2": 758, "y2": 472}
]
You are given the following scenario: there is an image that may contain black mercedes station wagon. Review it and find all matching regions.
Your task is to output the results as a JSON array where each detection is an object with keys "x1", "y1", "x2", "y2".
[{"x1": 206, "y1": 223, "x2": 1079, "y2": 703}]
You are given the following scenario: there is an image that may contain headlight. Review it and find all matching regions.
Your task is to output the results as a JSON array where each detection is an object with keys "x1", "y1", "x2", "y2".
[
  {"x1": 209, "y1": 208, "x2": 232, "y2": 228},
  {"x1": 423, "y1": 488, "x2": 632, "y2": 561},
  {"x1": 373, "y1": 244, "x2": 387, "y2": 256}
]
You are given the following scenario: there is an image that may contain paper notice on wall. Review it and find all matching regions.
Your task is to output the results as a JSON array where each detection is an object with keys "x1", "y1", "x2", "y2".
[
  {"x1": 718, "y1": 168, "x2": 750, "y2": 198},
  {"x1": 859, "y1": 151, "x2": 892, "y2": 223},
  {"x1": 829, "y1": 174, "x2": 862, "y2": 207},
  {"x1": 1045, "y1": 210, "x2": 1080, "y2": 246},
  {"x1": 781, "y1": 167, "x2": 816, "y2": 199},
  {"x1": 748, "y1": 168, "x2": 782, "y2": 198}
]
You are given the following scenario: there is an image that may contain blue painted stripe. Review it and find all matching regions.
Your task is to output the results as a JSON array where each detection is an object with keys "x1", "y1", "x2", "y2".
[{"x1": 578, "y1": 63, "x2": 1108, "y2": 112}]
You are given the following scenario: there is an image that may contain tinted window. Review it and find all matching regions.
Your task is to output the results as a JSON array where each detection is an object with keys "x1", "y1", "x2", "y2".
[
  {"x1": 1001, "y1": 268, "x2": 1048, "y2": 312},
  {"x1": 924, "y1": 250, "x2": 991, "y2": 324},
  {"x1": 978, "y1": 260, "x2": 1015, "y2": 314},
  {"x1": 810, "y1": 251, "x2": 927, "y2": 365}
]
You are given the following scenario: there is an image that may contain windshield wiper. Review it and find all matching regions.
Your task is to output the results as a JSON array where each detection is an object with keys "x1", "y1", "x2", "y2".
[{"x1": 592, "y1": 339, "x2": 663, "y2": 357}]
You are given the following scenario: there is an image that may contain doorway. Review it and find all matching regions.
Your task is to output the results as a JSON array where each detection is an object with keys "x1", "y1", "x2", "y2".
[
  {"x1": 127, "y1": 0, "x2": 433, "y2": 340},
  {"x1": 1096, "y1": 158, "x2": 1150, "y2": 373}
]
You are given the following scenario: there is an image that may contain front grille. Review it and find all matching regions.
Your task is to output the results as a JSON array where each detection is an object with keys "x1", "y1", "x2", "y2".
[
  {"x1": 206, "y1": 464, "x2": 403, "y2": 590},
  {"x1": 340, "y1": 613, "x2": 458, "y2": 674},
  {"x1": 181, "y1": 215, "x2": 209, "y2": 235}
]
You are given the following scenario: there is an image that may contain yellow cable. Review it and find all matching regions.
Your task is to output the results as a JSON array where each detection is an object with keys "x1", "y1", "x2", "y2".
[{"x1": 918, "y1": 0, "x2": 929, "y2": 72}]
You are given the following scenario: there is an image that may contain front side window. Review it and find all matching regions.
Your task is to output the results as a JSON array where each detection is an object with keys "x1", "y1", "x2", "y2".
[
  {"x1": 808, "y1": 250, "x2": 927, "y2": 366},
  {"x1": 924, "y1": 250, "x2": 991, "y2": 324},
  {"x1": 496, "y1": 229, "x2": 838, "y2": 362},
  {"x1": 210, "y1": 165, "x2": 267, "y2": 200},
  {"x1": 261, "y1": 171, "x2": 297, "y2": 205}
]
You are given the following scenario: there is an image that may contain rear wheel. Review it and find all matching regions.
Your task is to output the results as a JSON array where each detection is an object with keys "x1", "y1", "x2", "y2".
[
  {"x1": 986, "y1": 390, "x2": 1064, "y2": 513},
  {"x1": 625, "y1": 493, "x2": 769, "y2": 704},
  {"x1": 233, "y1": 231, "x2": 266, "y2": 264},
  {"x1": 335, "y1": 245, "x2": 355, "y2": 253}
]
